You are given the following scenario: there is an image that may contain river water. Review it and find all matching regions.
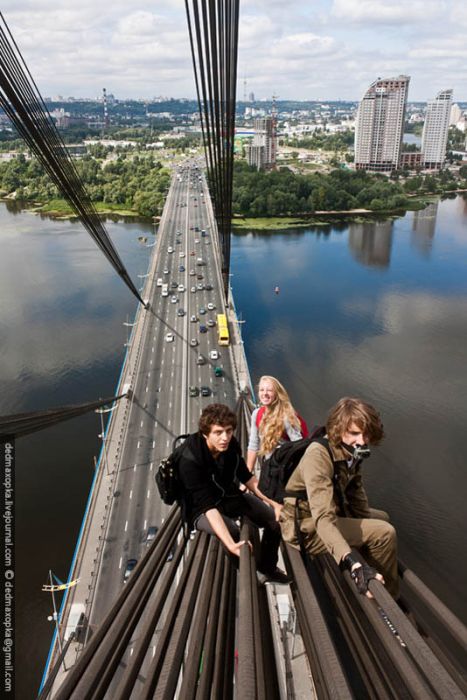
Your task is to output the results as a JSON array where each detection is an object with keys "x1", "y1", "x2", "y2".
[{"x1": 2, "y1": 196, "x2": 466, "y2": 697}]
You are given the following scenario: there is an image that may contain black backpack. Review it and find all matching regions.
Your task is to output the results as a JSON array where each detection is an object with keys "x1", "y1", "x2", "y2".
[
  {"x1": 258, "y1": 425, "x2": 329, "y2": 503},
  {"x1": 155, "y1": 434, "x2": 190, "y2": 505}
]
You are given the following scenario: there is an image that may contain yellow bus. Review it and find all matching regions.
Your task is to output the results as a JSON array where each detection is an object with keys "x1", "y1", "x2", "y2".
[{"x1": 217, "y1": 314, "x2": 230, "y2": 346}]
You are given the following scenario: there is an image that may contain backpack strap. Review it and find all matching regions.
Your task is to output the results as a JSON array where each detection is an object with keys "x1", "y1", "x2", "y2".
[{"x1": 255, "y1": 406, "x2": 266, "y2": 428}]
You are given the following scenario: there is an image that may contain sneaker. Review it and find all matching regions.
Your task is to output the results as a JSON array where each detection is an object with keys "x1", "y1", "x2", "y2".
[{"x1": 257, "y1": 568, "x2": 291, "y2": 585}]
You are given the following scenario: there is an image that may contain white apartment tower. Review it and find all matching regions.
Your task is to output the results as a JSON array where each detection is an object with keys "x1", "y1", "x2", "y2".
[
  {"x1": 355, "y1": 75, "x2": 410, "y2": 172},
  {"x1": 422, "y1": 89, "x2": 452, "y2": 170},
  {"x1": 246, "y1": 116, "x2": 276, "y2": 170}
]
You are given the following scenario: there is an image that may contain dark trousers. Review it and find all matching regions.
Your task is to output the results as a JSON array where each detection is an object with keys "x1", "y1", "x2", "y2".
[{"x1": 196, "y1": 493, "x2": 281, "y2": 573}]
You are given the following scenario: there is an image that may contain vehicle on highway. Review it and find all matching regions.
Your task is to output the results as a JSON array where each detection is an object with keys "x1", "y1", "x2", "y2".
[
  {"x1": 190, "y1": 286, "x2": 196, "y2": 293},
  {"x1": 197, "y1": 274, "x2": 204, "y2": 280},
  {"x1": 196, "y1": 258, "x2": 205, "y2": 266},
  {"x1": 197, "y1": 283, "x2": 204, "y2": 291},
  {"x1": 217, "y1": 314, "x2": 229, "y2": 346},
  {"x1": 189, "y1": 386, "x2": 199, "y2": 397},
  {"x1": 179, "y1": 265, "x2": 185, "y2": 272},
  {"x1": 199, "y1": 307, "x2": 206, "y2": 315},
  {"x1": 205, "y1": 240, "x2": 211, "y2": 245},
  {"x1": 168, "y1": 246, "x2": 174, "y2": 254},
  {"x1": 201, "y1": 386, "x2": 211, "y2": 397},
  {"x1": 171, "y1": 281, "x2": 178, "y2": 288},
  {"x1": 123, "y1": 558, "x2": 137, "y2": 583},
  {"x1": 189, "y1": 269, "x2": 196, "y2": 276},
  {"x1": 177, "y1": 308, "x2": 185, "y2": 317},
  {"x1": 165, "y1": 332, "x2": 174, "y2": 342},
  {"x1": 209, "y1": 349, "x2": 219, "y2": 360},
  {"x1": 190, "y1": 338, "x2": 198, "y2": 346},
  {"x1": 179, "y1": 252, "x2": 185, "y2": 258},
  {"x1": 214, "y1": 366, "x2": 223, "y2": 377},
  {"x1": 207, "y1": 319, "x2": 215, "y2": 327},
  {"x1": 199, "y1": 325, "x2": 207, "y2": 333},
  {"x1": 156, "y1": 278, "x2": 163, "y2": 287},
  {"x1": 196, "y1": 354, "x2": 205, "y2": 365},
  {"x1": 190, "y1": 314, "x2": 198, "y2": 322},
  {"x1": 146, "y1": 526, "x2": 158, "y2": 543},
  {"x1": 195, "y1": 239, "x2": 200, "y2": 244},
  {"x1": 178, "y1": 284, "x2": 185, "y2": 292},
  {"x1": 190, "y1": 251, "x2": 195, "y2": 256},
  {"x1": 205, "y1": 284, "x2": 213, "y2": 291},
  {"x1": 170, "y1": 296, "x2": 178, "y2": 304},
  {"x1": 207, "y1": 302, "x2": 215, "y2": 311},
  {"x1": 163, "y1": 268, "x2": 169, "y2": 275},
  {"x1": 161, "y1": 284, "x2": 169, "y2": 297}
]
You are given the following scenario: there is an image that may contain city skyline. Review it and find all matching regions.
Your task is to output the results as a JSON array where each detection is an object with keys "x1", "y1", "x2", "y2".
[{"x1": 1, "y1": 1, "x2": 466, "y2": 102}]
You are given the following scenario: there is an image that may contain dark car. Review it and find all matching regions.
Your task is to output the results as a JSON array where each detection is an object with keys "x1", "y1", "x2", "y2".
[
  {"x1": 179, "y1": 265, "x2": 185, "y2": 272},
  {"x1": 201, "y1": 386, "x2": 211, "y2": 397},
  {"x1": 199, "y1": 324, "x2": 207, "y2": 333},
  {"x1": 177, "y1": 308, "x2": 185, "y2": 317},
  {"x1": 214, "y1": 366, "x2": 223, "y2": 377},
  {"x1": 146, "y1": 526, "x2": 158, "y2": 544},
  {"x1": 171, "y1": 281, "x2": 178, "y2": 289},
  {"x1": 205, "y1": 284, "x2": 213, "y2": 291},
  {"x1": 123, "y1": 558, "x2": 137, "y2": 583}
]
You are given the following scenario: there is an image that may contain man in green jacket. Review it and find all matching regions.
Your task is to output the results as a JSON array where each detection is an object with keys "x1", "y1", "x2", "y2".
[{"x1": 280, "y1": 397, "x2": 399, "y2": 598}]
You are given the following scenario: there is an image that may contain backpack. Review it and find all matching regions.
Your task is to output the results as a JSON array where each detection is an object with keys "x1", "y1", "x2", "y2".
[
  {"x1": 155, "y1": 434, "x2": 190, "y2": 505},
  {"x1": 258, "y1": 425, "x2": 329, "y2": 503},
  {"x1": 256, "y1": 406, "x2": 309, "y2": 439}
]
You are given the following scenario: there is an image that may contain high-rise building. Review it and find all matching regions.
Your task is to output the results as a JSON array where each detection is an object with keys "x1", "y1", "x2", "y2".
[
  {"x1": 245, "y1": 116, "x2": 276, "y2": 170},
  {"x1": 355, "y1": 75, "x2": 410, "y2": 172},
  {"x1": 421, "y1": 89, "x2": 452, "y2": 170}
]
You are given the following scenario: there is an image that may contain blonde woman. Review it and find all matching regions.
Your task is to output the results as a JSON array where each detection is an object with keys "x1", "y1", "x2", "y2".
[{"x1": 247, "y1": 376, "x2": 308, "y2": 478}]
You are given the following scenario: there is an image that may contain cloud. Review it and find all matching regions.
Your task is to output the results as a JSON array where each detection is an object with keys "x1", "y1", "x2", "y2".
[{"x1": 331, "y1": 0, "x2": 444, "y2": 25}]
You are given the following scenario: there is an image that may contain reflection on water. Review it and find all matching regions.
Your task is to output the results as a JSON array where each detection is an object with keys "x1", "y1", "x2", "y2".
[
  {"x1": 348, "y1": 219, "x2": 393, "y2": 268},
  {"x1": 411, "y1": 201, "x2": 438, "y2": 257}
]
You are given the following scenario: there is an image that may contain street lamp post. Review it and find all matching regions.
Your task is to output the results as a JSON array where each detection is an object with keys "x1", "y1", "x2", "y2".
[
  {"x1": 123, "y1": 316, "x2": 136, "y2": 348},
  {"x1": 95, "y1": 405, "x2": 116, "y2": 476}
]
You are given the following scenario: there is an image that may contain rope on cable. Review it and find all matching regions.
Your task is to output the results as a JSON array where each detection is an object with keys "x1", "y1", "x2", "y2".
[
  {"x1": 0, "y1": 12, "x2": 145, "y2": 306},
  {"x1": 0, "y1": 394, "x2": 127, "y2": 439},
  {"x1": 185, "y1": 0, "x2": 240, "y2": 296}
]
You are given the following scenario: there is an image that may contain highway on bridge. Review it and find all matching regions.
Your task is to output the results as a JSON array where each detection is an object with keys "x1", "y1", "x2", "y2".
[{"x1": 87, "y1": 162, "x2": 238, "y2": 630}]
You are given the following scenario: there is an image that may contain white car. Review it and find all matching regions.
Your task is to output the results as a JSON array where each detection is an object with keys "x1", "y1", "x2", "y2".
[
  {"x1": 191, "y1": 286, "x2": 196, "y2": 293},
  {"x1": 170, "y1": 295, "x2": 178, "y2": 304},
  {"x1": 190, "y1": 314, "x2": 198, "y2": 322},
  {"x1": 163, "y1": 268, "x2": 169, "y2": 275},
  {"x1": 207, "y1": 302, "x2": 215, "y2": 310},
  {"x1": 209, "y1": 349, "x2": 219, "y2": 360},
  {"x1": 168, "y1": 246, "x2": 174, "y2": 254},
  {"x1": 178, "y1": 284, "x2": 185, "y2": 292},
  {"x1": 189, "y1": 269, "x2": 196, "y2": 276},
  {"x1": 179, "y1": 252, "x2": 185, "y2": 258},
  {"x1": 165, "y1": 333, "x2": 174, "y2": 342},
  {"x1": 190, "y1": 338, "x2": 198, "y2": 347}
]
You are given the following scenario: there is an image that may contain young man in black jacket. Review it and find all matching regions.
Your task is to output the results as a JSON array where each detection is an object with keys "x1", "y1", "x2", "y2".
[{"x1": 178, "y1": 403, "x2": 289, "y2": 584}]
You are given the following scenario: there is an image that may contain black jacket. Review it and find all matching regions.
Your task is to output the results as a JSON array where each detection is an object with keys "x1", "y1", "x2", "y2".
[{"x1": 177, "y1": 432, "x2": 252, "y2": 527}]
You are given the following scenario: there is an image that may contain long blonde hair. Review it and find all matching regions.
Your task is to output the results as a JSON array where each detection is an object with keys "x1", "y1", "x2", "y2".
[{"x1": 257, "y1": 376, "x2": 300, "y2": 455}]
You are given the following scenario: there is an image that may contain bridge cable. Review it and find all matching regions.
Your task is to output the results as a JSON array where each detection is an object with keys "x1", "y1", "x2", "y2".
[
  {"x1": 0, "y1": 394, "x2": 126, "y2": 439},
  {"x1": 0, "y1": 12, "x2": 145, "y2": 306},
  {"x1": 185, "y1": 0, "x2": 240, "y2": 295}
]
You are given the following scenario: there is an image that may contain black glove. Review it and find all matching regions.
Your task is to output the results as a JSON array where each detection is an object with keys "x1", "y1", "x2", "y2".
[{"x1": 341, "y1": 553, "x2": 378, "y2": 595}]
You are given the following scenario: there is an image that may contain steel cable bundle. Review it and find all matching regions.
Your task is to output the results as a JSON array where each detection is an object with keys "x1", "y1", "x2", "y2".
[
  {"x1": 185, "y1": 0, "x2": 240, "y2": 295},
  {"x1": 0, "y1": 12, "x2": 144, "y2": 305}
]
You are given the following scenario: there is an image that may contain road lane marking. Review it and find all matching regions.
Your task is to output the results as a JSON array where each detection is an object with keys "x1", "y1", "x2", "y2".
[
  {"x1": 140, "y1": 420, "x2": 144, "y2": 428},
  {"x1": 137, "y1": 441, "x2": 140, "y2": 449},
  {"x1": 152, "y1": 440, "x2": 156, "y2": 448},
  {"x1": 147, "y1": 490, "x2": 150, "y2": 499},
  {"x1": 144, "y1": 519, "x2": 147, "y2": 530},
  {"x1": 133, "y1": 464, "x2": 137, "y2": 472},
  {"x1": 119, "y1": 557, "x2": 122, "y2": 569},
  {"x1": 150, "y1": 462, "x2": 153, "y2": 470},
  {"x1": 130, "y1": 490, "x2": 133, "y2": 500},
  {"x1": 125, "y1": 520, "x2": 128, "y2": 532}
]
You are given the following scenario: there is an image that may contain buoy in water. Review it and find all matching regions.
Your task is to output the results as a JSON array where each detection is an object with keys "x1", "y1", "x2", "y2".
[{"x1": 274, "y1": 286, "x2": 280, "y2": 294}]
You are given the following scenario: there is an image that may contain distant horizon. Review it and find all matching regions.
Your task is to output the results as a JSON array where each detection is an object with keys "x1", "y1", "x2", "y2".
[{"x1": 2, "y1": 1, "x2": 466, "y2": 104}]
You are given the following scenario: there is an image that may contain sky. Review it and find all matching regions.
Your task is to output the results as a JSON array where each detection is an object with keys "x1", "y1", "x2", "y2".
[{"x1": 2, "y1": 0, "x2": 466, "y2": 103}]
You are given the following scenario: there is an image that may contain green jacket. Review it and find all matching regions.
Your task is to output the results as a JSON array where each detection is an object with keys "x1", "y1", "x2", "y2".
[{"x1": 283, "y1": 441, "x2": 371, "y2": 564}]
